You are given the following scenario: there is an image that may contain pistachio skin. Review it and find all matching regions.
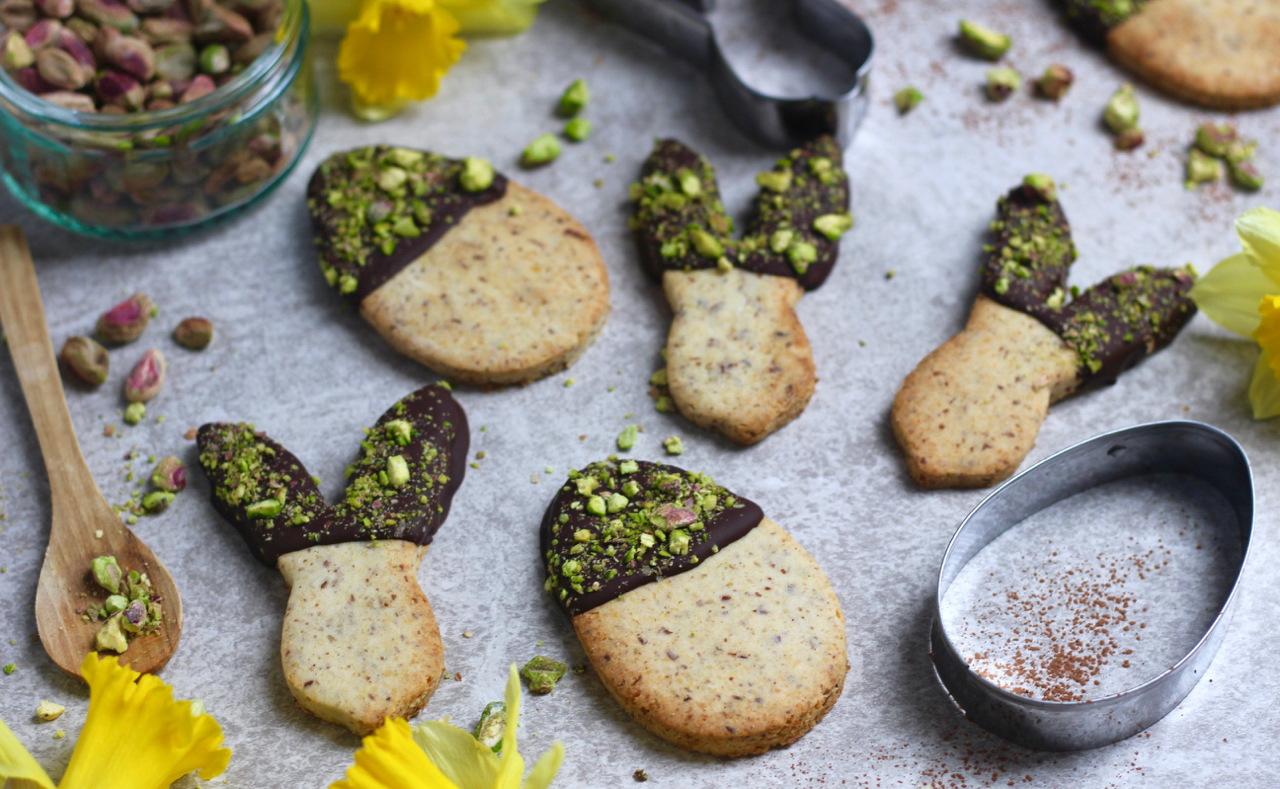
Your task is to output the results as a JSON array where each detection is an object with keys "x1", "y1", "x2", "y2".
[
  {"x1": 96, "y1": 292, "x2": 153, "y2": 343},
  {"x1": 59, "y1": 335, "x2": 110, "y2": 385},
  {"x1": 173, "y1": 316, "x2": 213, "y2": 349}
]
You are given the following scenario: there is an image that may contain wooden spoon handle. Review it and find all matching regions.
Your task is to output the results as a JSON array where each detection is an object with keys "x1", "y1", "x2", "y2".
[{"x1": 0, "y1": 226, "x2": 99, "y2": 507}]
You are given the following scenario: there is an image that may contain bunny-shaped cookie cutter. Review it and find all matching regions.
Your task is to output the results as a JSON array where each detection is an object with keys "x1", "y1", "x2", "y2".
[
  {"x1": 931, "y1": 421, "x2": 1253, "y2": 751},
  {"x1": 583, "y1": 0, "x2": 874, "y2": 148}
]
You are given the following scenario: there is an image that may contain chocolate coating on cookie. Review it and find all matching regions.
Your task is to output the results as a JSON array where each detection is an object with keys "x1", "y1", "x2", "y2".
[
  {"x1": 981, "y1": 181, "x2": 1076, "y2": 324},
  {"x1": 197, "y1": 384, "x2": 469, "y2": 566},
  {"x1": 630, "y1": 137, "x2": 850, "y2": 290},
  {"x1": 1059, "y1": 0, "x2": 1147, "y2": 46},
  {"x1": 308, "y1": 146, "x2": 508, "y2": 302},
  {"x1": 1045, "y1": 265, "x2": 1197, "y2": 389},
  {"x1": 541, "y1": 459, "x2": 763, "y2": 616}
]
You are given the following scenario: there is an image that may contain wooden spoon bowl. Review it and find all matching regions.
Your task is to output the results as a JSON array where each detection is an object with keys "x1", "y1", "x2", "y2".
[{"x1": 0, "y1": 226, "x2": 182, "y2": 679}]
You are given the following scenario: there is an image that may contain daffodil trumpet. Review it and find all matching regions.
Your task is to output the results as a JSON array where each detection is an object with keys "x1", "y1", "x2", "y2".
[
  {"x1": 1190, "y1": 206, "x2": 1280, "y2": 419},
  {"x1": 0, "y1": 653, "x2": 232, "y2": 789},
  {"x1": 331, "y1": 664, "x2": 564, "y2": 789}
]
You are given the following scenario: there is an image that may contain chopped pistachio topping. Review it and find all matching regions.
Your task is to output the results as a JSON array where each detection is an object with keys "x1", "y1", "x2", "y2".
[
  {"x1": 459, "y1": 157, "x2": 495, "y2": 192},
  {"x1": 474, "y1": 701, "x2": 507, "y2": 753},
  {"x1": 813, "y1": 213, "x2": 853, "y2": 240},
  {"x1": 557, "y1": 78, "x2": 589, "y2": 117},
  {"x1": 522, "y1": 134, "x2": 561, "y2": 167},
  {"x1": 564, "y1": 117, "x2": 591, "y2": 142},
  {"x1": 124, "y1": 402, "x2": 145, "y2": 425},
  {"x1": 894, "y1": 86, "x2": 923, "y2": 114},
  {"x1": 959, "y1": 20, "x2": 1011, "y2": 60},
  {"x1": 663, "y1": 436, "x2": 684, "y2": 455},
  {"x1": 520, "y1": 656, "x2": 567, "y2": 694},
  {"x1": 617, "y1": 424, "x2": 639, "y2": 451},
  {"x1": 35, "y1": 701, "x2": 64, "y2": 721},
  {"x1": 1104, "y1": 84, "x2": 1139, "y2": 134}
]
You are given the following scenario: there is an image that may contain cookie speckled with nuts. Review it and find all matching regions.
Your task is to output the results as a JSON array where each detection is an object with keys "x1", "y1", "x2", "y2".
[
  {"x1": 543, "y1": 459, "x2": 847, "y2": 756},
  {"x1": 308, "y1": 145, "x2": 610, "y2": 386},
  {"x1": 892, "y1": 176, "x2": 1196, "y2": 489},
  {"x1": 195, "y1": 383, "x2": 466, "y2": 734}
]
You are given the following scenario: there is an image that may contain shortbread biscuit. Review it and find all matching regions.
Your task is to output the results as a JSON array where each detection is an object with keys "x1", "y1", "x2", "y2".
[
  {"x1": 891, "y1": 176, "x2": 1197, "y2": 489},
  {"x1": 542, "y1": 460, "x2": 847, "y2": 756},
  {"x1": 310, "y1": 146, "x2": 610, "y2": 386},
  {"x1": 630, "y1": 137, "x2": 851, "y2": 444},
  {"x1": 1062, "y1": 0, "x2": 1280, "y2": 109},
  {"x1": 663, "y1": 268, "x2": 815, "y2": 445},
  {"x1": 197, "y1": 384, "x2": 467, "y2": 734}
]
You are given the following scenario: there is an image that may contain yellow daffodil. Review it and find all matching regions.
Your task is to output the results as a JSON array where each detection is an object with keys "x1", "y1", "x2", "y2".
[
  {"x1": 0, "y1": 653, "x2": 231, "y2": 789},
  {"x1": 1190, "y1": 206, "x2": 1280, "y2": 418},
  {"x1": 331, "y1": 665, "x2": 564, "y2": 789}
]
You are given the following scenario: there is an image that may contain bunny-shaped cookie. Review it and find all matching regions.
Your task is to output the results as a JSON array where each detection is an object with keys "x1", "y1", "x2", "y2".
[
  {"x1": 196, "y1": 383, "x2": 467, "y2": 734},
  {"x1": 892, "y1": 176, "x2": 1196, "y2": 488},
  {"x1": 630, "y1": 137, "x2": 853, "y2": 444}
]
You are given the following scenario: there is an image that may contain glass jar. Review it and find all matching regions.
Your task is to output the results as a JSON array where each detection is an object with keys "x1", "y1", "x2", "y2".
[{"x1": 0, "y1": 0, "x2": 317, "y2": 239}]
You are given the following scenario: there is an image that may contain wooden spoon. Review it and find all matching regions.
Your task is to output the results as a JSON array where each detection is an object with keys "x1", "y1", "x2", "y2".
[{"x1": 0, "y1": 225, "x2": 182, "y2": 679}]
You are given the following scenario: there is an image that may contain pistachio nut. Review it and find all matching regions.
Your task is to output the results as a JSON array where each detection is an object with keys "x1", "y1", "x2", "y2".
[
  {"x1": 617, "y1": 424, "x2": 638, "y2": 451},
  {"x1": 0, "y1": 0, "x2": 37, "y2": 32},
  {"x1": 140, "y1": 17, "x2": 193, "y2": 44},
  {"x1": 123, "y1": 347, "x2": 165, "y2": 402},
  {"x1": 556, "y1": 78, "x2": 588, "y2": 117},
  {"x1": 520, "y1": 656, "x2": 567, "y2": 694},
  {"x1": 56, "y1": 28, "x2": 95, "y2": 68},
  {"x1": 1113, "y1": 127, "x2": 1144, "y2": 151},
  {"x1": 34, "y1": 0, "x2": 72, "y2": 15},
  {"x1": 787, "y1": 241, "x2": 817, "y2": 274},
  {"x1": 103, "y1": 33, "x2": 154, "y2": 79},
  {"x1": 193, "y1": 4, "x2": 252, "y2": 43},
  {"x1": 95, "y1": 612, "x2": 129, "y2": 653},
  {"x1": 75, "y1": 0, "x2": 139, "y2": 33},
  {"x1": 120, "y1": 598, "x2": 148, "y2": 631},
  {"x1": 1022, "y1": 173, "x2": 1056, "y2": 203},
  {"x1": 64, "y1": 17, "x2": 99, "y2": 44},
  {"x1": 958, "y1": 19, "x2": 1010, "y2": 60},
  {"x1": 1, "y1": 30, "x2": 35, "y2": 69},
  {"x1": 150, "y1": 455, "x2": 187, "y2": 491},
  {"x1": 173, "y1": 316, "x2": 212, "y2": 349},
  {"x1": 473, "y1": 702, "x2": 507, "y2": 753},
  {"x1": 521, "y1": 134, "x2": 561, "y2": 167},
  {"x1": 198, "y1": 42, "x2": 227, "y2": 74},
  {"x1": 39, "y1": 88, "x2": 95, "y2": 110},
  {"x1": 1104, "y1": 83, "x2": 1139, "y2": 134},
  {"x1": 35, "y1": 46, "x2": 88, "y2": 89},
  {"x1": 1228, "y1": 158, "x2": 1264, "y2": 191},
  {"x1": 564, "y1": 117, "x2": 591, "y2": 142},
  {"x1": 1185, "y1": 148, "x2": 1221, "y2": 188},
  {"x1": 179, "y1": 72, "x2": 213, "y2": 101},
  {"x1": 755, "y1": 169, "x2": 791, "y2": 192},
  {"x1": 97, "y1": 292, "x2": 153, "y2": 343},
  {"x1": 60, "y1": 335, "x2": 110, "y2": 385},
  {"x1": 894, "y1": 86, "x2": 922, "y2": 114},
  {"x1": 91, "y1": 554, "x2": 122, "y2": 594},
  {"x1": 123, "y1": 401, "x2": 145, "y2": 424},
  {"x1": 35, "y1": 701, "x2": 65, "y2": 721},
  {"x1": 985, "y1": 67, "x2": 1021, "y2": 102},
  {"x1": 153, "y1": 41, "x2": 195, "y2": 81},
  {"x1": 126, "y1": 0, "x2": 172, "y2": 12},
  {"x1": 15, "y1": 65, "x2": 53, "y2": 93},
  {"x1": 24, "y1": 19, "x2": 65, "y2": 50},
  {"x1": 103, "y1": 594, "x2": 128, "y2": 614},
  {"x1": 141, "y1": 490, "x2": 174, "y2": 513},
  {"x1": 1035, "y1": 64, "x2": 1073, "y2": 100},
  {"x1": 459, "y1": 156, "x2": 494, "y2": 192},
  {"x1": 1194, "y1": 123, "x2": 1238, "y2": 159},
  {"x1": 97, "y1": 69, "x2": 144, "y2": 109},
  {"x1": 385, "y1": 455, "x2": 410, "y2": 488},
  {"x1": 813, "y1": 212, "x2": 853, "y2": 240},
  {"x1": 232, "y1": 30, "x2": 270, "y2": 64}
]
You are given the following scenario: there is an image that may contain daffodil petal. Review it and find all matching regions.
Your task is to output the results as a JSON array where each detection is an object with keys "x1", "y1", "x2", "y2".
[
  {"x1": 1252, "y1": 295, "x2": 1280, "y2": 377},
  {"x1": 411, "y1": 721, "x2": 500, "y2": 789},
  {"x1": 1249, "y1": 350, "x2": 1280, "y2": 419},
  {"x1": 521, "y1": 741, "x2": 564, "y2": 789},
  {"x1": 1236, "y1": 207, "x2": 1280, "y2": 291},
  {"x1": 332, "y1": 718, "x2": 461, "y2": 789},
  {"x1": 337, "y1": 0, "x2": 466, "y2": 108},
  {"x1": 1190, "y1": 252, "x2": 1272, "y2": 338},
  {"x1": 0, "y1": 718, "x2": 56, "y2": 789},
  {"x1": 59, "y1": 653, "x2": 231, "y2": 789},
  {"x1": 494, "y1": 665, "x2": 526, "y2": 789}
]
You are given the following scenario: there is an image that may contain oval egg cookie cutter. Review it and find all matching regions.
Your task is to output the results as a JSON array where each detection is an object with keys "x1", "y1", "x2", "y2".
[
  {"x1": 582, "y1": 0, "x2": 874, "y2": 148},
  {"x1": 930, "y1": 421, "x2": 1254, "y2": 751}
]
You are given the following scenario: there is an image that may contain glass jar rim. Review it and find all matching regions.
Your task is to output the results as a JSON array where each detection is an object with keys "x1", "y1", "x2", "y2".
[{"x1": 0, "y1": 0, "x2": 305, "y2": 132}]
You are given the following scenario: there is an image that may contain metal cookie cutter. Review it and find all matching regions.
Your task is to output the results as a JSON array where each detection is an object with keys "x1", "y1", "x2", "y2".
[
  {"x1": 931, "y1": 421, "x2": 1253, "y2": 751},
  {"x1": 582, "y1": 0, "x2": 874, "y2": 148}
]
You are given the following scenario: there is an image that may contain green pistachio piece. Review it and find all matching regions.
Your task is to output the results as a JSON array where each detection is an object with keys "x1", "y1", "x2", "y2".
[
  {"x1": 124, "y1": 402, "x2": 145, "y2": 425},
  {"x1": 606, "y1": 492, "x2": 629, "y2": 514},
  {"x1": 677, "y1": 169, "x2": 701, "y2": 197},
  {"x1": 622, "y1": 480, "x2": 640, "y2": 497},
  {"x1": 95, "y1": 613, "x2": 130, "y2": 654},
  {"x1": 1035, "y1": 64, "x2": 1073, "y2": 100},
  {"x1": 959, "y1": 20, "x2": 1011, "y2": 60},
  {"x1": 385, "y1": 419, "x2": 413, "y2": 445},
  {"x1": 689, "y1": 228, "x2": 724, "y2": 259},
  {"x1": 91, "y1": 555, "x2": 122, "y2": 594},
  {"x1": 986, "y1": 67, "x2": 1021, "y2": 101},
  {"x1": 103, "y1": 594, "x2": 129, "y2": 615},
  {"x1": 1194, "y1": 123, "x2": 1239, "y2": 158},
  {"x1": 1229, "y1": 158, "x2": 1264, "y2": 191},
  {"x1": 377, "y1": 166, "x2": 407, "y2": 192},
  {"x1": 564, "y1": 117, "x2": 591, "y2": 142},
  {"x1": 520, "y1": 656, "x2": 567, "y2": 694},
  {"x1": 654, "y1": 395, "x2": 676, "y2": 413},
  {"x1": 387, "y1": 148, "x2": 424, "y2": 168},
  {"x1": 1185, "y1": 148, "x2": 1221, "y2": 188},
  {"x1": 459, "y1": 156, "x2": 495, "y2": 192},
  {"x1": 386, "y1": 455, "x2": 410, "y2": 488},
  {"x1": 1046, "y1": 287, "x2": 1067, "y2": 310},
  {"x1": 246, "y1": 498, "x2": 282, "y2": 519},
  {"x1": 557, "y1": 78, "x2": 589, "y2": 117},
  {"x1": 755, "y1": 169, "x2": 792, "y2": 192},
  {"x1": 649, "y1": 368, "x2": 668, "y2": 387},
  {"x1": 617, "y1": 424, "x2": 638, "y2": 451},
  {"x1": 339, "y1": 274, "x2": 358, "y2": 295},
  {"x1": 619, "y1": 460, "x2": 639, "y2": 475},
  {"x1": 474, "y1": 701, "x2": 507, "y2": 753},
  {"x1": 668, "y1": 528, "x2": 690, "y2": 555},
  {"x1": 1104, "y1": 84, "x2": 1139, "y2": 134},
  {"x1": 141, "y1": 491, "x2": 174, "y2": 514},
  {"x1": 1022, "y1": 173, "x2": 1056, "y2": 202},
  {"x1": 769, "y1": 229, "x2": 794, "y2": 254},
  {"x1": 663, "y1": 435, "x2": 684, "y2": 455},
  {"x1": 150, "y1": 456, "x2": 187, "y2": 493},
  {"x1": 787, "y1": 241, "x2": 818, "y2": 274},
  {"x1": 586, "y1": 495, "x2": 607, "y2": 516},
  {"x1": 894, "y1": 86, "x2": 923, "y2": 114},
  {"x1": 522, "y1": 134, "x2": 562, "y2": 167},
  {"x1": 813, "y1": 213, "x2": 853, "y2": 240},
  {"x1": 391, "y1": 216, "x2": 419, "y2": 237}
]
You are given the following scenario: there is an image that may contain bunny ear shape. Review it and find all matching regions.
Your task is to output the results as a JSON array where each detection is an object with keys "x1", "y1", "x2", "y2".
[
  {"x1": 632, "y1": 139, "x2": 736, "y2": 282},
  {"x1": 197, "y1": 423, "x2": 332, "y2": 566},
  {"x1": 980, "y1": 177, "x2": 1077, "y2": 321},
  {"x1": 328, "y1": 383, "x2": 470, "y2": 542}
]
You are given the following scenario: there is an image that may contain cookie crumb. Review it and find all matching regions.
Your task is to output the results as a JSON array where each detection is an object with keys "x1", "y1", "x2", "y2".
[
  {"x1": 462, "y1": 631, "x2": 473, "y2": 638},
  {"x1": 52, "y1": 730, "x2": 65, "y2": 739},
  {"x1": 103, "y1": 425, "x2": 115, "y2": 437}
]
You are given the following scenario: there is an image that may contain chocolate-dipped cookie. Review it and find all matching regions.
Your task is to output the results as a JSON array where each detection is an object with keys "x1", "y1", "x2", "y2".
[
  {"x1": 309, "y1": 146, "x2": 610, "y2": 386},
  {"x1": 196, "y1": 383, "x2": 467, "y2": 734},
  {"x1": 630, "y1": 137, "x2": 851, "y2": 444},
  {"x1": 892, "y1": 176, "x2": 1196, "y2": 489},
  {"x1": 542, "y1": 459, "x2": 847, "y2": 756}
]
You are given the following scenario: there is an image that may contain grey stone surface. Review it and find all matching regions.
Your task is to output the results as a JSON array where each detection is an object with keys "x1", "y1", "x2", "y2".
[{"x1": 1, "y1": 0, "x2": 1279, "y2": 786}]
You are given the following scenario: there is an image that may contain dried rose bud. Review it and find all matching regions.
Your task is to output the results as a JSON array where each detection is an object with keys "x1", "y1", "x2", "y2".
[
  {"x1": 150, "y1": 455, "x2": 187, "y2": 491},
  {"x1": 64, "y1": 17, "x2": 98, "y2": 43},
  {"x1": 75, "y1": 0, "x2": 139, "y2": 32},
  {"x1": 1113, "y1": 127, "x2": 1144, "y2": 151},
  {"x1": 123, "y1": 348, "x2": 165, "y2": 402},
  {"x1": 173, "y1": 316, "x2": 212, "y2": 349},
  {"x1": 0, "y1": 30, "x2": 34, "y2": 70},
  {"x1": 179, "y1": 72, "x2": 212, "y2": 102},
  {"x1": 40, "y1": 89, "x2": 95, "y2": 110},
  {"x1": 0, "y1": 0, "x2": 37, "y2": 32},
  {"x1": 1035, "y1": 63, "x2": 1073, "y2": 101},
  {"x1": 35, "y1": 46, "x2": 88, "y2": 90},
  {"x1": 25, "y1": 19, "x2": 65, "y2": 50},
  {"x1": 153, "y1": 40, "x2": 194, "y2": 80},
  {"x1": 140, "y1": 17, "x2": 191, "y2": 44},
  {"x1": 193, "y1": 3, "x2": 251, "y2": 42},
  {"x1": 103, "y1": 33, "x2": 153, "y2": 80},
  {"x1": 97, "y1": 292, "x2": 154, "y2": 343},
  {"x1": 97, "y1": 69, "x2": 144, "y2": 109},
  {"x1": 60, "y1": 335, "x2": 109, "y2": 385},
  {"x1": 35, "y1": 0, "x2": 72, "y2": 16}
]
